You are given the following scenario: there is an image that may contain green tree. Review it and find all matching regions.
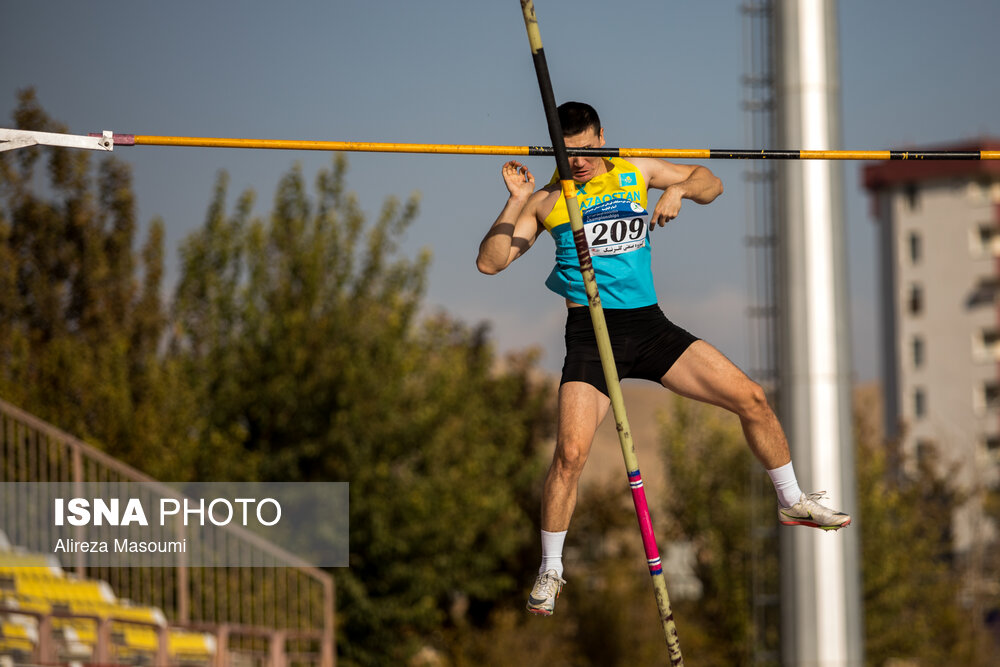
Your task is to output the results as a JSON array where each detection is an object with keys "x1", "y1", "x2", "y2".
[
  {"x1": 445, "y1": 477, "x2": 671, "y2": 667},
  {"x1": 657, "y1": 393, "x2": 984, "y2": 666},
  {"x1": 853, "y1": 404, "x2": 980, "y2": 665},
  {"x1": 658, "y1": 398, "x2": 763, "y2": 665},
  {"x1": 169, "y1": 157, "x2": 554, "y2": 664},
  {"x1": 0, "y1": 89, "x2": 190, "y2": 477}
]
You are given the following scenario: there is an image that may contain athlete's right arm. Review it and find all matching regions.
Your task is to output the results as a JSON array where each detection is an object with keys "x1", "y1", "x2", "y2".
[{"x1": 476, "y1": 161, "x2": 546, "y2": 275}]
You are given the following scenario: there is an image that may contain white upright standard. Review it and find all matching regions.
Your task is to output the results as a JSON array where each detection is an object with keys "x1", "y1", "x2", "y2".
[{"x1": 774, "y1": 1, "x2": 864, "y2": 664}]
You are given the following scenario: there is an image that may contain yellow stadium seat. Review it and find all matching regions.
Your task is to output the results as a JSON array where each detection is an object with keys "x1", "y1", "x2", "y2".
[
  {"x1": 67, "y1": 599, "x2": 166, "y2": 627},
  {"x1": 0, "y1": 565, "x2": 59, "y2": 579},
  {"x1": 0, "y1": 614, "x2": 39, "y2": 655},
  {"x1": 13, "y1": 578, "x2": 42, "y2": 600},
  {"x1": 0, "y1": 551, "x2": 61, "y2": 574},
  {"x1": 118, "y1": 623, "x2": 158, "y2": 652},
  {"x1": 169, "y1": 629, "x2": 216, "y2": 659},
  {"x1": 0, "y1": 636, "x2": 35, "y2": 654},
  {"x1": 0, "y1": 620, "x2": 32, "y2": 641},
  {"x1": 3, "y1": 594, "x2": 52, "y2": 615},
  {"x1": 21, "y1": 577, "x2": 112, "y2": 605},
  {"x1": 63, "y1": 578, "x2": 112, "y2": 603}
]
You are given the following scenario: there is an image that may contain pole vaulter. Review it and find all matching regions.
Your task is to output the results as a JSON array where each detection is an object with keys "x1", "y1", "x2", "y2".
[{"x1": 516, "y1": 0, "x2": 686, "y2": 662}]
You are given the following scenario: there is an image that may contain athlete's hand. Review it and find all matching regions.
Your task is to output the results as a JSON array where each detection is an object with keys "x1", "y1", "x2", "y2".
[
  {"x1": 650, "y1": 185, "x2": 684, "y2": 227},
  {"x1": 502, "y1": 161, "x2": 535, "y2": 200}
]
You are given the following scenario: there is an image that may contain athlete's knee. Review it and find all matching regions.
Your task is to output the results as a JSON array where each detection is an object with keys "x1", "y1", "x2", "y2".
[
  {"x1": 552, "y1": 439, "x2": 590, "y2": 478},
  {"x1": 736, "y1": 381, "x2": 772, "y2": 421}
]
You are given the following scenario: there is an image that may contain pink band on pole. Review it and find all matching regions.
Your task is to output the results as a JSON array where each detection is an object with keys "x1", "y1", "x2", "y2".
[{"x1": 627, "y1": 469, "x2": 663, "y2": 575}]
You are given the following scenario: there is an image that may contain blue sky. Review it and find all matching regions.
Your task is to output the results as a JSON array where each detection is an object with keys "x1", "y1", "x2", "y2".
[{"x1": 3, "y1": 0, "x2": 999, "y2": 382}]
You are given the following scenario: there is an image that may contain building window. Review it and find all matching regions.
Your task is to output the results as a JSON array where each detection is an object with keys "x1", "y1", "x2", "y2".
[
  {"x1": 976, "y1": 380, "x2": 1000, "y2": 415},
  {"x1": 912, "y1": 335, "x2": 925, "y2": 368},
  {"x1": 904, "y1": 184, "x2": 920, "y2": 211},
  {"x1": 914, "y1": 387, "x2": 927, "y2": 418},
  {"x1": 967, "y1": 277, "x2": 1000, "y2": 308},
  {"x1": 972, "y1": 223, "x2": 1000, "y2": 257},
  {"x1": 908, "y1": 231, "x2": 922, "y2": 264},
  {"x1": 985, "y1": 381, "x2": 1000, "y2": 411},
  {"x1": 974, "y1": 328, "x2": 1000, "y2": 362},
  {"x1": 985, "y1": 435, "x2": 1000, "y2": 460},
  {"x1": 908, "y1": 283, "x2": 924, "y2": 315}
]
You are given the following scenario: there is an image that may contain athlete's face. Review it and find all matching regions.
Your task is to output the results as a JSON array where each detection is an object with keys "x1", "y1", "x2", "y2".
[{"x1": 565, "y1": 127, "x2": 606, "y2": 183}]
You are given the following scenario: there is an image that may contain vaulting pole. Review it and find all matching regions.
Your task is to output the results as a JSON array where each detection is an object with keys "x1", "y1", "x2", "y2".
[{"x1": 517, "y1": 1, "x2": 682, "y2": 663}]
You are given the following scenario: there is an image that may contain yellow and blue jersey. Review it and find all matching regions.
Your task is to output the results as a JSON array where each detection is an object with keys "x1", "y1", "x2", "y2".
[{"x1": 543, "y1": 158, "x2": 657, "y2": 308}]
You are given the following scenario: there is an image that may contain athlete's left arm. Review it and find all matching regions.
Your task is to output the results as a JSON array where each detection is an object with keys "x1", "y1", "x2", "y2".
[{"x1": 636, "y1": 158, "x2": 723, "y2": 227}]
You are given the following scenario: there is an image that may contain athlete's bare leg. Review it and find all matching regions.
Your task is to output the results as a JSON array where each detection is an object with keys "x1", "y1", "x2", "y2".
[
  {"x1": 540, "y1": 381, "x2": 612, "y2": 532},
  {"x1": 661, "y1": 340, "x2": 791, "y2": 469}
]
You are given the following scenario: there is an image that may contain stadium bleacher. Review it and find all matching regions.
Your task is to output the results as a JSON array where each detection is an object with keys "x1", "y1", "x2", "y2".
[
  {"x1": 0, "y1": 534, "x2": 214, "y2": 665},
  {"x1": 1, "y1": 397, "x2": 334, "y2": 666}
]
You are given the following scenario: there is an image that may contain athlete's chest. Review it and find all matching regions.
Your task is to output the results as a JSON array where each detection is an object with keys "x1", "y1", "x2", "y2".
[{"x1": 540, "y1": 169, "x2": 648, "y2": 230}]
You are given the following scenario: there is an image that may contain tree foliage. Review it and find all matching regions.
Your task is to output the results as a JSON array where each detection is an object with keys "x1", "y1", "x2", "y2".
[
  {"x1": 657, "y1": 394, "x2": 994, "y2": 666},
  {"x1": 853, "y1": 400, "x2": 986, "y2": 665},
  {"x1": 0, "y1": 89, "x2": 188, "y2": 475},
  {"x1": 168, "y1": 156, "x2": 554, "y2": 664},
  {"x1": 2, "y1": 92, "x2": 557, "y2": 664},
  {"x1": 658, "y1": 398, "x2": 763, "y2": 665}
]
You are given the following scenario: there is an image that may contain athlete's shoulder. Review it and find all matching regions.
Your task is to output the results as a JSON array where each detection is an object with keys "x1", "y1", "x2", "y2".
[
  {"x1": 531, "y1": 183, "x2": 563, "y2": 222},
  {"x1": 623, "y1": 157, "x2": 691, "y2": 188},
  {"x1": 618, "y1": 156, "x2": 658, "y2": 176}
]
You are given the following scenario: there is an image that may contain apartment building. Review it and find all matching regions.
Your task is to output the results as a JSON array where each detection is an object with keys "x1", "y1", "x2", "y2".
[{"x1": 864, "y1": 139, "x2": 1000, "y2": 551}]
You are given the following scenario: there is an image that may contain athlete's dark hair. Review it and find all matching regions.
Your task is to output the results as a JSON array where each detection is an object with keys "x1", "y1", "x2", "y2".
[{"x1": 557, "y1": 101, "x2": 601, "y2": 137}]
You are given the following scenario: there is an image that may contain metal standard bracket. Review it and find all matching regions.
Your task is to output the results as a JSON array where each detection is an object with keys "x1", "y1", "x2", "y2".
[{"x1": 0, "y1": 128, "x2": 114, "y2": 153}]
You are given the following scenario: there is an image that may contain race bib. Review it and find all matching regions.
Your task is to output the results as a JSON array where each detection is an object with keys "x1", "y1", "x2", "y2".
[{"x1": 582, "y1": 199, "x2": 650, "y2": 257}]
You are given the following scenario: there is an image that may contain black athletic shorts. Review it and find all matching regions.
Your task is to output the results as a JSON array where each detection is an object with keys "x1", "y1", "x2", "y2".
[{"x1": 560, "y1": 304, "x2": 699, "y2": 397}]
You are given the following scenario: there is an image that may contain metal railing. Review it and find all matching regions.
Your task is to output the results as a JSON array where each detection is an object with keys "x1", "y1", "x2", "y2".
[{"x1": 0, "y1": 396, "x2": 335, "y2": 666}]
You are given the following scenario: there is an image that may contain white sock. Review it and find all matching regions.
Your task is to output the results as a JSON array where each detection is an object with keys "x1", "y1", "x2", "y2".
[
  {"x1": 539, "y1": 529, "x2": 567, "y2": 578},
  {"x1": 767, "y1": 461, "x2": 803, "y2": 508}
]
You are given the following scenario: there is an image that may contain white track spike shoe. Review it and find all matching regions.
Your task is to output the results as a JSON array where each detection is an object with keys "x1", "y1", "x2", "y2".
[
  {"x1": 526, "y1": 569, "x2": 566, "y2": 616},
  {"x1": 778, "y1": 491, "x2": 852, "y2": 531}
]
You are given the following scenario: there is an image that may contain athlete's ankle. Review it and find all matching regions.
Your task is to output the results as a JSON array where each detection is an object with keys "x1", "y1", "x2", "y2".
[
  {"x1": 540, "y1": 529, "x2": 567, "y2": 578},
  {"x1": 767, "y1": 460, "x2": 803, "y2": 508}
]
